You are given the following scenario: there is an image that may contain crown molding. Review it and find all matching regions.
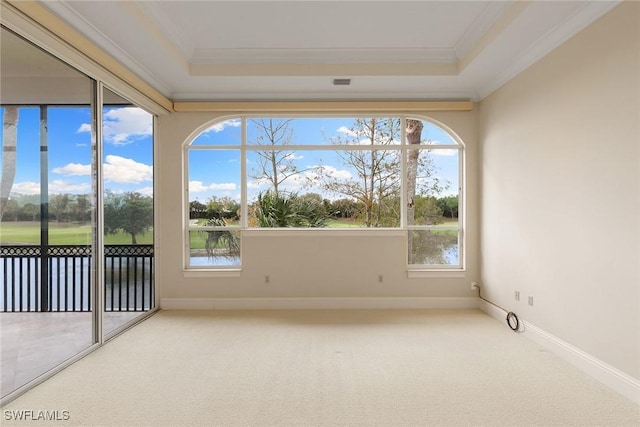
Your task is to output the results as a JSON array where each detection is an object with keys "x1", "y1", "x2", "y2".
[
  {"x1": 40, "y1": 0, "x2": 174, "y2": 97},
  {"x1": 477, "y1": 0, "x2": 621, "y2": 100},
  {"x1": 2, "y1": 0, "x2": 172, "y2": 113},
  {"x1": 172, "y1": 100, "x2": 474, "y2": 113},
  {"x1": 454, "y1": 1, "x2": 512, "y2": 60},
  {"x1": 171, "y1": 90, "x2": 479, "y2": 102},
  {"x1": 192, "y1": 47, "x2": 458, "y2": 65}
]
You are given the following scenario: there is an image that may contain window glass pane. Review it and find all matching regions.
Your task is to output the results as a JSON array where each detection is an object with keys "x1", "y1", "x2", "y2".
[
  {"x1": 188, "y1": 149, "x2": 241, "y2": 208},
  {"x1": 409, "y1": 229, "x2": 459, "y2": 266},
  {"x1": 0, "y1": 107, "x2": 40, "y2": 229},
  {"x1": 247, "y1": 117, "x2": 401, "y2": 146},
  {"x1": 190, "y1": 118, "x2": 241, "y2": 146},
  {"x1": 48, "y1": 107, "x2": 93, "y2": 244},
  {"x1": 408, "y1": 148, "x2": 459, "y2": 226},
  {"x1": 328, "y1": 117, "x2": 401, "y2": 146},
  {"x1": 189, "y1": 229, "x2": 240, "y2": 267},
  {"x1": 0, "y1": 26, "x2": 97, "y2": 399},
  {"x1": 247, "y1": 149, "x2": 400, "y2": 228},
  {"x1": 188, "y1": 148, "x2": 241, "y2": 267},
  {"x1": 102, "y1": 87, "x2": 155, "y2": 335},
  {"x1": 408, "y1": 119, "x2": 459, "y2": 146}
]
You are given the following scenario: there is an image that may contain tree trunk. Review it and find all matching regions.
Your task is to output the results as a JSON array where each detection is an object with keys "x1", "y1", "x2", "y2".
[
  {"x1": 406, "y1": 119, "x2": 423, "y2": 259},
  {"x1": 130, "y1": 232, "x2": 137, "y2": 245},
  {"x1": 0, "y1": 107, "x2": 18, "y2": 221}
]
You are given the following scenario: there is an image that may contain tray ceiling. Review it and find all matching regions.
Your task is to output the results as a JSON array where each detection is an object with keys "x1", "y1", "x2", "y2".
[{"x1": 38, "y1": 1, "x2": 620, "y2": 101}]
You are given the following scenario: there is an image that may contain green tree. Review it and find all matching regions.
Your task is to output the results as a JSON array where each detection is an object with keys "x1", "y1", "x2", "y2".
[
  {"x1": 21, "y1": 203, "x2": 40, "y2": 221},
  {"x1": 189, "y1": 200, "x2": 207, "y2": 219},
  {"x1": 437, "y1": 196, "x2": 459, "y2": 219},
  {"x1": 329, "y1": 198, "x2": 360, "y2": 219},
  {"x1": 1, "y1": 199, "x2": 19, "y2": 222},
  {"x1": 49, "y1": 193, "x2": 71, "y2": 222},
  {"x1": 104, "y1": 191, "x2": 153, "y2": 244},
  {"x1": 414, "y1": 196, "x2": 443, "y2": 225},
  {"x1": 206, "y1": 196, "x2": 240, "y2": 220},
  {"x1": 73, "y1": 194, "x2": 92, "y2": 222}
]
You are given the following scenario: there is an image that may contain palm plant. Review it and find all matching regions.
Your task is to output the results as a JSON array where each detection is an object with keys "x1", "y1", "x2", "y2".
[
  {"x1": 200, "y1": 217, "x2": 240, "y2": 258},
  {"x1": 254, "y1": 190, "x2": 328, "y2": 228}
]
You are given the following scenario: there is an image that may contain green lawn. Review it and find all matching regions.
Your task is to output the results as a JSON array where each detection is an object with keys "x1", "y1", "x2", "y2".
[
  {"x1": 0, "y1": 222, "x2": 153, "y2": 245},
  {"x1": 2, "y1": 218, "x2": 458, "y2": 246}
]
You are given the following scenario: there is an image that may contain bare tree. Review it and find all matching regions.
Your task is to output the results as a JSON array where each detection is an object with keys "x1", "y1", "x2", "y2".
[
  {"x1": 0, "y1": 107, "x2": 18, "y2": 220},
  {"x1": 248, "y1": 118, "x2": 305, "y2": 194},
  {"x1": 319, "y1": 118, "x2": 401, "y2": 227}
]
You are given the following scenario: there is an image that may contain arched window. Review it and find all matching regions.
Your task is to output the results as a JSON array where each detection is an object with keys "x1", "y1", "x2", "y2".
[{"x1": 184, "y1": 116, "x2": 463, "y2": 269}]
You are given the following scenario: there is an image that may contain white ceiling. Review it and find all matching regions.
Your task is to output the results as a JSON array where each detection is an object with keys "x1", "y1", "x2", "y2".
[{"x1": 41, "y1": 0, "x2": 620, "y2": 102}]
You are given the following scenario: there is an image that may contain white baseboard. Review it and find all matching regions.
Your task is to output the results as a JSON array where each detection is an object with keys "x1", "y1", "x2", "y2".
[
  {"x1": 160, "y1": 296, "x2": 479, "y2": 311},
  {"x1": 479, "y1": 300, "x2": 640, "y2": 405}
]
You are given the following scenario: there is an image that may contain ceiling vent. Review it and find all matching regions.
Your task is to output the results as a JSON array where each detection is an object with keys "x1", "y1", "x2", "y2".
[{"x1": 332, "y1": 78, "x2": 351, "y2": 86}]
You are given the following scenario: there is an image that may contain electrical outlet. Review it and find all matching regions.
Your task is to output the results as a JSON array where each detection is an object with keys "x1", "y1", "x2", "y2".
[
  {"x1": 264, "y1": 275, "x2": 270, "y2": 284},
  {"x1": 515, "y1": 291, "x2": 520, "y2": 301},
  {"x1": 471, "y1": 282, "x2": 479, "y2": 291},
  {"x1": 528, "y1": 296, "x2": 534, "y2": 306},
  {"x1": 378, "y1": 275, "x2": 384, "y2": 283}
]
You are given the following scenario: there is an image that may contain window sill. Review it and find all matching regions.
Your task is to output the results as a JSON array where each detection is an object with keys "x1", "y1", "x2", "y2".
[
  {"x1": 183, "y1": 269, "x2": 242, "y2": 278},
  {"x1": 406, "y1": 270, "x2": 466, "y2": 279},
  {"x1": 243, "y1": 228, "x2": 405, "y2": 237}
]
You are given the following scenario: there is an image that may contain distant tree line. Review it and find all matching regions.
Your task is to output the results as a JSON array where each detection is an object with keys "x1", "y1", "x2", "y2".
[
  {"x1": 190, "y1": 193, "x2": 458, "y2": 226},
  {"x1": 2, "y1": 191, "x2": 153, "y2": 244},
  {"x1": 1, "y1": 193, "x2": 92, "y2": 223}
]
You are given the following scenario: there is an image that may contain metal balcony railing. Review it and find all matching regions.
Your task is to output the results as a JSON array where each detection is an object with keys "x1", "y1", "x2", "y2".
[{"x1": 0, "y1": 245, "x2": 154, "y2": 312}]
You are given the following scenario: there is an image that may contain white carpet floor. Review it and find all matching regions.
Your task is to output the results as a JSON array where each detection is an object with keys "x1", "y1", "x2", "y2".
[{"x1": 2, "y1": 309, "x2": 639, "y2": 426}]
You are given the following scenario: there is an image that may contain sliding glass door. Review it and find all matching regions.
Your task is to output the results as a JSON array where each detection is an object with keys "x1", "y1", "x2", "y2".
[
  {"x1": 0, "y1": 27, "x2": 98, "y2": 398},
  {"x1": 0, "y1": 27, "x2": 156, "y2": 402},
  {"x1": 102, "y1": 87, "x2": 155, "y2": 336}
]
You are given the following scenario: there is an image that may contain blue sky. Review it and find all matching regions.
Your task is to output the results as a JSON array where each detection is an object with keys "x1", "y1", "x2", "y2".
[
  {"x1": 1, "y1": 110, "x2": 459, "y2": 203},
  {"x1": 189, "y1": 117, "x2": 460, "y2": 203},
  {"x1": 0, "y1": 106, "x2": 154, "y2": 198}
]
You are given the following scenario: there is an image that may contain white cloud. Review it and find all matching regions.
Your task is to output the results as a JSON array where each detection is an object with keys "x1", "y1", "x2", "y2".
[
  {"x1": 11, "y1": 180, "x2": 92, "y2": 195},
  {"x1": 52, "y1": 163, "x2": 91, "y2": 176},
  {"x1": 337, "y1": 126, "x2": 357, "y2": 137},
  {"x1": 429, "y1": 148, "x2": 458, "y2": 156},
  {"x1": 247, "y1": 177, "x2": 271, "y2": 189},
  {"x1": 189, "y1": 181, "x2": 208, "y2": 192},
  {"x1": 52, "y1": 156, "x2": 152, "y2": 184},
  {"x1": 10, "y1": 181, "x2": 41, "y2": 195},
  {"x1": 135, "y1": 186, "x2": 154, "y2": 196},
  {"x1": 189, "y1": 181, "x2": 236, "y2": 192},
  {"x1": 49, "y1": 180, "x2": 91, "y2": 194},
  {"x1": 210, "y1": 183, "x2": 236, "y2": 190},
  {"x1": 78, "y1": 108, "x2": 153, "y2": 145},
  {"x1": 309, "y1": 165, "x2": 352, "y2": 181},
  {"x1": 104, "y1": 155, "x2": 152, "y2": 183},
  {"x1": 77, "y1": 123, "x2": 92, "y2": 133},
  {"x1": 203, "y1": 118, "x2": 241, "y2": 134},
  {"x1": 284, "y1": 153, "x2": 304, "y2": 161}
]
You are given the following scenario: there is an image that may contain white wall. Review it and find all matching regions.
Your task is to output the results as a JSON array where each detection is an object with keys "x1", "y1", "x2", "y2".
[
  {"x1": 479, "y1": 2, "x2": 639, "y2": 379},
  {"x1": 156, "y1": 110, "x2": 479, "y2": 302}
]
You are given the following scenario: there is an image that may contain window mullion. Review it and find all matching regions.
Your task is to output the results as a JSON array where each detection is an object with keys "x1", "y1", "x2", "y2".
[
  {"x1": 241, "y1": 116, "x2": 247, "y2": 228},
  {"x1": 400, "y1": 117, "x2": 407, "y2": 228}
]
